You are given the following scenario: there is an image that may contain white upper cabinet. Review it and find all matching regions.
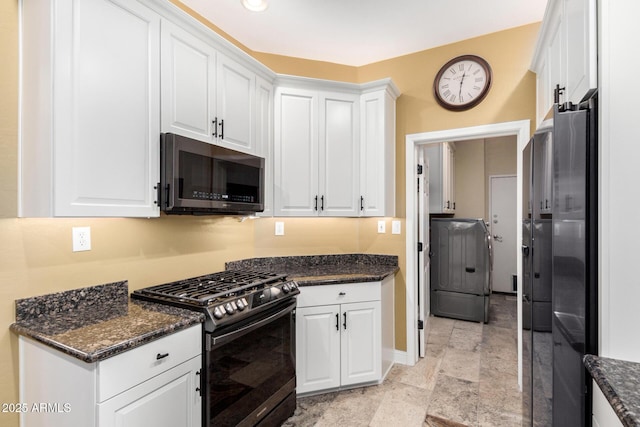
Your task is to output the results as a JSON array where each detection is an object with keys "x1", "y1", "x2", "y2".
[
  {"x1": 20, "y1": 0, "x2": 161, "y2": 217},
  {"x1": 426, "y1": 142, "x2": 456, "y2": 214},
  {"x1": 531, "y1": 0, "x2": 596, "y2": 125},
  {"x1": 274, "y1": 77, "x2": 398, "y2": 217},
  {"x1": 160, "y1": 20, "x2": 216, "y2": 143},
  {"x1": 274, "y1": 87, "x2": 319, "y2": 216},
  {"x1": 360, "y1": 87, "x2": 397, "y2": 217},
  {"x1": 255, "y1": 76, "x2": 274, "y2": 216},
  {"x1": 215, "y1": 54, "x2": 255, "y2": 153},
  {"x1": 160, "y1": 22, "x2": 256, "y2": 153},
  {"x1": 319, "y1": 92, "x2": 361, "y2": 216}
]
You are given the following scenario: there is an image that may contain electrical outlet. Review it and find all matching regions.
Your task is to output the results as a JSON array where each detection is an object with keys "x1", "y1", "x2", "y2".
[
  {"x1": 275, "y1": 221, "x2": 285, "y2": 236},
  {"x1": 72, "y1": 226, "x2": 91, "y2": 252},
  {"x1": 377, "y1": 220, "x2": 386, "y2": 234}
]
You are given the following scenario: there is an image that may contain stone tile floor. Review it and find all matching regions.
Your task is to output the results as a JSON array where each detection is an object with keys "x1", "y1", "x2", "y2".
[{"x1": 283, "y1": 293, "x2": 521, "y2": 427}]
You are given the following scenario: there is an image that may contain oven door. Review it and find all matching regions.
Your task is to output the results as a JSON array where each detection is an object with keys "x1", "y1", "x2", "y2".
[{"x1": 204, "y1": 299, "x2": 296, "y2": 427}]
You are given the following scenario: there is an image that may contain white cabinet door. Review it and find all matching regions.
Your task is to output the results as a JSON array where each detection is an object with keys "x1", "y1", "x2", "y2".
[
  {"x1": 360, "y1": 90, "x2": 396, "y2": 217},
  {"x1": 444, "y1": 143, "x2": 456, "y2": 212},
  {"x1": 532, "y1": 0, "x2": 596, "y2": 124},
  {"x1": 256, "y1": 76, "x2": 274, "y2": 216},
  {"x1": 319, "y1": 92, "x2": 360, "y2": 216},
  {"x1": 161, "y1": 25, "x2": 257, "y2": 154},
  {"x1": 216, "y1": 54, "x2": 255, "y2": 153},
  {"x1": 340, "y1": 301, "x2": 381, "y2": 387},
  {"x1": 565, "y1": 0, "x2": 596, "y2": 104},
  {"x1": 98, "y1": 356, "x2": 201, "y2": 427},
  {"x1": 426, "y1": 142, "x2": 455, "y2": 214},
  {"x1": 296, "y1": 305, "x2": 341, "y2": 394},
  {"x1": 547, "y1": 1, "x2": 565, "y2": 103},
  {"x1": 160, "y1": 20, "x2": 216, "y2": 142},
  {"x1": 274, "y1": 87, "x2": 319, "y2": 216},
  {"x1": 21, "y1": 0, "x2": 161, "y2": 217}
]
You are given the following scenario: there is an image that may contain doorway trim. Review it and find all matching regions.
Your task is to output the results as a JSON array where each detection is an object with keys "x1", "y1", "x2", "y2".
[{"x1": 404, "y1": 120, "x2": 529, "y2": 388}]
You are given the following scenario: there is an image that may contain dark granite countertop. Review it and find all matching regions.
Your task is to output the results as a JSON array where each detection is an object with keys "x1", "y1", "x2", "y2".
[
  {"x1": 584, "y1": 354, "x2": 640, "y2": 426},
  {"x1": 10, "y1": 281, "x2": 204, "y2": 363},
  {"x1": 226, "y1": 254, "x2": 398, "y2": 286}
]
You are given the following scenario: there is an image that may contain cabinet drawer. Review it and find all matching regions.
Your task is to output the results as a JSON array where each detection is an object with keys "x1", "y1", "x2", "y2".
[
  {"x1": 297, "y1": 282, "x2": 381, "y2": 308},
  {"x1": 97, "y1": 325, "x2": 201, "y2": 402}
]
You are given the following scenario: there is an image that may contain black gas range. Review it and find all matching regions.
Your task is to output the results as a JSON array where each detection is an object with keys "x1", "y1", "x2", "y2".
[{"x1": 132, "y1": 269, "x2": 299, "y2": 427}]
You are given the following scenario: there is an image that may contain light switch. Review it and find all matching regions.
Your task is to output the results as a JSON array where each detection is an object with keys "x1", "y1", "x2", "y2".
[
  {"x1": 392, "y1": 220, "x2": 401, "y2": 234},
  {"x1": 377, "y1": 220, "x2": 386, "y2": 233}
]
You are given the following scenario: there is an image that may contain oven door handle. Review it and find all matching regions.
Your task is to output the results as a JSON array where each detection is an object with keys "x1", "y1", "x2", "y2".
[{"x1": 210, "y1": 300, "x2": 296, "y2": 348}]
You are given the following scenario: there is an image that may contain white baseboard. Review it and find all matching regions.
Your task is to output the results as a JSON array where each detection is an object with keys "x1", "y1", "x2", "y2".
[{"x1": 393, "y1": 349, "x2": 409, "y2": 365}]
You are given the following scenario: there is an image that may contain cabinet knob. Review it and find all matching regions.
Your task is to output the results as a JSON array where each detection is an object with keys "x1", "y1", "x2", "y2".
[
  {"x1": 156, "y1": 352, "x2": 169, "y2": 360},
  {"x1": 338, "y1": 292, "x2": 346, "y2": 296}
]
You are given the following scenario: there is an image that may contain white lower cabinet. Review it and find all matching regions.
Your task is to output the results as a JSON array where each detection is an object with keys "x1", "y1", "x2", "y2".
[
  {"x1": 295, "y1": 278, "x2": 394, "y2": 395},
  {"x1": 591, "y1": 380, "x2": 623, "y2": 427},
  {"x1": 19, "y1": 325, "x2": 202, "y2": 427}
]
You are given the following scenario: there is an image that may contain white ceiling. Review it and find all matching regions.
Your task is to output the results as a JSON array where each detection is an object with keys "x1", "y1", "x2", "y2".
[{"x1": 180, "y1": 0, "x2": 548, "y2": 66}]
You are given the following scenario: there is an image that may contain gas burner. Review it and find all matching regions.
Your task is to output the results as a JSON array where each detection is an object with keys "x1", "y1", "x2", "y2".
[{"x1": 131, "y1": 269, "x2": 299, "y2": 333}]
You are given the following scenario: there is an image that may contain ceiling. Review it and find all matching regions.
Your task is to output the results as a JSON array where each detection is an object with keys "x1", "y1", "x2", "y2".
[{"x1": 179, "y1": 0, "x2": 548, "y2": 67}]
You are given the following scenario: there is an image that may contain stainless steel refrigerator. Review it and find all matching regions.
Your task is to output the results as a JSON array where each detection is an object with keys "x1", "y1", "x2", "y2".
[{"x1": 522, "y1": 90, "x2": 598, "y2": 426}]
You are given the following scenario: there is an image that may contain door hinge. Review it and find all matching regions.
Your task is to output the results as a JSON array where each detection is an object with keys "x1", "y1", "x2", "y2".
[
  {"x1": 154, "y1": 182, "x2": 161, "y2": 207},
  {"x1": 418, "y1": 320, "x2": 424, "y2": 330},
  {"x1": 417, "y1": 164, "x2": 423, "y2": 175},
  {"x1": 418, "y1": 242, "x2": 424, "y2": 252}
]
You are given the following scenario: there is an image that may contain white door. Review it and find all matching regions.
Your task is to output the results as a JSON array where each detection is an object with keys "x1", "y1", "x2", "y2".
[
  {"x1": 490, "y1": 175, "x2": 518, "y2": 293},
  {"x1": 341, "y1": 301, "x2": 381, "y2": 386},
  {"x1": 216, "y1": 53, "x2": 255, "y2": 153},
  {"x1": 295, "y1": 305, "x2": 341, "y2": 393},
  {"x1": 98, "y1": 356, "x2": 201, "y2": 427},
  {"x1": 55, "y1": 0, "x2": 161, "y2": 217},
  {"x1": 417, "y1": 147, "x2": 429, "y2": 358},
  {"x1": 274, "y1": 87, "x2": 319, "y2": 216},
  {"x1": 160, "y1": 20, "x2": 216, "y2": 142},
  {"x1": 319, "y1": 92, "x2": 360, "y2": 216}
]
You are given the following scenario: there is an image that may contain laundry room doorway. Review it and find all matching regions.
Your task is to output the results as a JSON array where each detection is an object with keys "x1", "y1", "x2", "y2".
[{"x1": 405, "y1": 119, "x2": 530, "y2": 388}]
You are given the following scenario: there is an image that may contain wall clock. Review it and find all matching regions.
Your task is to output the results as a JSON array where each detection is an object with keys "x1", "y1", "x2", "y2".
[{"x1": 433, "y1": 55, "x2": 492, "y2": 111}]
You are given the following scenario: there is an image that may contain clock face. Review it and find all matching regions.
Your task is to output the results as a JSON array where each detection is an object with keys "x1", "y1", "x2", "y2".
[{"x1": 434, "y1": 55, "x2": 492, "y2": 111}]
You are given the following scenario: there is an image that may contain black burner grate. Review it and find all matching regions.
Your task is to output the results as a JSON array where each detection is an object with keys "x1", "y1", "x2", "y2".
[{"x1": 134, "y1": 270, "x2": 286, "y2": 306}]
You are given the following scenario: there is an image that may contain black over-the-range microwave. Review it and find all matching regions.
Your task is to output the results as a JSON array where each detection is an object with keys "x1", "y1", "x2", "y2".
[{"x1": 160, "y1": 133, "x2": 265, "y2": 215}]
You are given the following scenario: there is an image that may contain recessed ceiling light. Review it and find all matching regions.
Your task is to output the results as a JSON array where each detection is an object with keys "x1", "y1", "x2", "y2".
[{"x1": 241, "y1": 0, "x2": 268, "y2": 12}]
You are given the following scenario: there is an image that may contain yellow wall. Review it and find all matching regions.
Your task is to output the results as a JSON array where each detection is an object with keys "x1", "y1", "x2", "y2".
[
  {"x1": 0, "y1": 0, "x2": 539, "y2": 423},
  {"x1": 453, "y1": 136, "x2": 518, "y2": 218}
]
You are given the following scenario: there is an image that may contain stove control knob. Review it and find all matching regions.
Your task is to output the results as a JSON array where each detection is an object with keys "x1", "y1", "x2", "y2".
[
  {"x1": 236, "y1": 299, "x2": 245, "y2": 310},
  {"x1": 242, "y1": 298, "x2": 249, "y2": 307},
  {"x1": 224, "y1": 302, "x2": 235, "y2": 315},
  {"x1": 213, "y1": 306, "x2": 225, "y2": 319},
  {"x1": 282, "y1": 284, "x2": 291, "y2": 293}
]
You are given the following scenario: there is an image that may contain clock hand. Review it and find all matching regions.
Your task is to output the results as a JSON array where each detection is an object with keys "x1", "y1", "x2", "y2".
[{"x1": 459, "y1": 71, "x2": 466, "y2": 98}]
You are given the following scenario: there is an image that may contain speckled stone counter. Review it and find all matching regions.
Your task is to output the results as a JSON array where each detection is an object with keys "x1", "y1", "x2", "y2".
[
  {"x1": 225, "y1": 254, "x2": 398, "y2": 286},
  {"x1": 584, "y1": 354, "x2": 640, "y2": 426},
  {"x1": 10, "y1": 281, "x2": 204, "y2": 363}
]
